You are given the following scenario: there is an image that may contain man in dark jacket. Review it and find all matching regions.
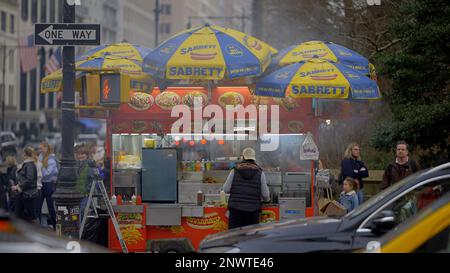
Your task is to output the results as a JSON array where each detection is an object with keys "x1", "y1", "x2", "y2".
[
  {"x1": 223, "y1": 147, "x2": 270, "y2": 229},
  {"x1": 380, "y1": 141, "x2": 421, "y2": 190}
]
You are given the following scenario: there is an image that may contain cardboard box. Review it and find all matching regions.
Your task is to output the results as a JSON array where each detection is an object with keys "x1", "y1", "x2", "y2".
[{"x1": 323, "y1": 200, "x2": 347, "y2": 217}]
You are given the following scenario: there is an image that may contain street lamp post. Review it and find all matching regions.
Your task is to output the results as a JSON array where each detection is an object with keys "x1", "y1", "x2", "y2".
[{"x1": 53, "y1": 0, "x2": 83, "y2": 239}]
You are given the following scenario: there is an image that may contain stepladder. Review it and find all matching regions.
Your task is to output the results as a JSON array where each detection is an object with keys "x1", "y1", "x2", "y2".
[{"x1": 79, "y1": 170, "x2": 128, "y2": 253}]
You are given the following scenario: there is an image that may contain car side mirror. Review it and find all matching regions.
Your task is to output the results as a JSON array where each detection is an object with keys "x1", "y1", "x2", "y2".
[{"x1": 370, "y1": 210, "x2": 396, "y2": 235}]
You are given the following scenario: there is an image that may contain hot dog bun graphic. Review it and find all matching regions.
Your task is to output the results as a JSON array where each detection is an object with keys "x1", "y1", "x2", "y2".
[
  {"x1": 243, "y1": 36, "x2": 262, "y2": 51},
  {"x1": 310, "y1": 74, "x2": 338, "y2": 81},
  {"x1": 190, "y1": 52, "x2": 217, "y2": 60},
  {"x1": 186, "y1": 212, "x2": 221, "y2": 230}
]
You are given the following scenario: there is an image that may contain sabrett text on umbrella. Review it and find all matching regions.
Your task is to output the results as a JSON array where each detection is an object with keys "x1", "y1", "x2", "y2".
[
  {"x1": 299, "y1": 68, "x2": 334, "y2": 77},
  {"x1": 169, "y1": 66, "x2": 223, "y2": 77},
  {"x1": 291, "y1": 85, "x2": 346, "y2": 95},
  {"x1": 292, "y1": 48, "x2": 326, "y2": 56},
  {"x1": 180, "y1": 45, "x2": 216, "y2": 55}
]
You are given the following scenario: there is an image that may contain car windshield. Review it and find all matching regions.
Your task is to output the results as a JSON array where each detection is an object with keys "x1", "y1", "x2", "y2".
[{"x1": 345, "y1": 170, "x2": 427, "y2": 218}]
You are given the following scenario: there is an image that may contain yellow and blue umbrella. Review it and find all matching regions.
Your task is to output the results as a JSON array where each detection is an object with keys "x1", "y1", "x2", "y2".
[
  {"x1": 255, "y1": 59, "x2": 380, "y2": 100},
  {"x1": 271, "y1": 41, "x2": 374, "y2": 77},
  {"x1": 143, "y1": 24, "x2": 277, "y2": 80},
  {"x1": 41, "y1": 43, "x2": 153, "y2": 93}
]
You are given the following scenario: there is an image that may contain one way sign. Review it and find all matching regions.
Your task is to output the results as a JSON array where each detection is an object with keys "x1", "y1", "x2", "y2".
[{"x1": 35, "y1": 24, "x2": 101, "y2": 46}]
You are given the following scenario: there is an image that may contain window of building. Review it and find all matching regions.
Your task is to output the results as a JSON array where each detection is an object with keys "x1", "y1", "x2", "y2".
[
  {"x1": 40, "y1": 0, "x2": 47, "y2": 22},
  {"x1": 8, "y1": 85, "x2": 14, "y2": 106},
  {"x1": 21, "y1": 0, "x2": 29, "y2": 21},
  {"x1": 161, "y1": 4, "x2": 171, "y2": 15},
  {"x1": 30, "y1": 69, "x2": 36, "y2": 111},
  {"x1": 159, "y1": 23, "x2": 171, "y2": 34},
  {"x1": 31, "y1": 0, "x2": 38, "y2": 23},
  {"x1": 10, "y1": 14, "x2": 14, "y2": 33},
  {"x1": 1, "y1": 11, "x2": 6, "y2": 32},
  {"x1": 0, "y1": 49, "x2": 3, "y2": 69},
  {"x1": 20, "y1": 72, "x2": 27, "y2": 111},
  {"x1": 49, "y1": 0, "x2": 55, "y2": 22},
  {"x1": 58, "y1": 0, "x2": 63, "y2": 22},
  {"x1": 9, "y1": 50, "x2": 14, "y2": 72}
]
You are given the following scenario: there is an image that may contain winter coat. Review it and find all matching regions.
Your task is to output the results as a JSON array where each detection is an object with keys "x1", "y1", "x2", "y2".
[
  {"x1": 76, "y1": 159, "x2": 97, "y2": 195},
  {"x1": 226, "y1": 160, "x2": 268, "y2": 212},
  {"x1": 380, "y1": 159, "x2": 420, "y2": 190},
  {"x1": 340, "y1": 157, "x2": 369, "y2": 188},
  {"x1": 6, "y1": 165, "x2": 17, "y2": 186},
  {"x1": 16, "y1": 159, "x2": 37, "y2": 192},
  {"x1": 338, "y1": 190, "x2": 359, "y2": 212}
]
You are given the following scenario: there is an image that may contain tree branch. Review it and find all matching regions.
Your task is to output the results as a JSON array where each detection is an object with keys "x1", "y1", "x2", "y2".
[{"x1": 370, "y1": 38, "x2": 401, "y2": 57}]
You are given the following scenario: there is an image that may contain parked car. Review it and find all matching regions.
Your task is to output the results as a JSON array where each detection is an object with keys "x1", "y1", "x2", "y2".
[
  {"x1": 0, "y1": 210, "x2": 109, "y2": 253},
  {"x1": 0, "y1": 131, "x2": 18, "y2": 160},
  {"x1": 364, "y1": 192, "x2": 450, "y2": 253},
  {"x1": 199, "y1": 163, "x2": 450, "y2": 253}
]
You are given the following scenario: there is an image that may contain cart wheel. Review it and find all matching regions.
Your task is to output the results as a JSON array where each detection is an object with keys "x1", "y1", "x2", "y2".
[{"x1": 149, "y1": 238, "x2": 195, "y2": 253}]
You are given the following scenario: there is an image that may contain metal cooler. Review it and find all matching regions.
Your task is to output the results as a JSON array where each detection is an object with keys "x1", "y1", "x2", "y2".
[{"x1": 141, "y1": 148, "x2": 178, "y2": 203}]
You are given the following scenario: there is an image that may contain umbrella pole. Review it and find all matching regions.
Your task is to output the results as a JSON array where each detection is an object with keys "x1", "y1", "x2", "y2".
[{"x1": 207, "y1": 80, "x2": 212, "y2": 104}]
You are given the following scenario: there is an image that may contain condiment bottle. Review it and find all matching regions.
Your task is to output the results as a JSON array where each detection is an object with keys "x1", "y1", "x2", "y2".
[
  {"x1": 220, "y1": 190, "x2": 226, "y2": 206},
  {"x1": 201, "y1": 159, "x2": 206, "y2": 172},
  {"x1": 136, "y1": 195, "x2": 142, "y2": 205},
  {"x1": 197, "y1": 189, "x2": 203, "y2": 206},
  {"x1": 195, "y1": 160, "x2": 201, "y2": 172},
  {"x1": 131, "y1": 194, "x2": 137, "y2": 205},
  {"x1": 117, "y1": 194, "x2": 123, "y2": 205},
  {"x1": 111, "y1": 194, "x2": 117, "y2": 206}
]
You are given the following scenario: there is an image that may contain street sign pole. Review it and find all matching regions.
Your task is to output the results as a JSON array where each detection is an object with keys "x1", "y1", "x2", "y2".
[{"x1": 53, "y1": 0, "x2": 83, "y2": 239}]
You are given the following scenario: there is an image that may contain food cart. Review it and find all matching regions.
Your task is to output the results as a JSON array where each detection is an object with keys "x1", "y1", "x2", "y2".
[{"x1": 75, "y1": 77, "x2": 320, "y2": 252}]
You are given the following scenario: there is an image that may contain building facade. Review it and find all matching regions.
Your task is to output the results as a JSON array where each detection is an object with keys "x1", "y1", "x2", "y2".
[
  {"x1": 157, "y1": 0, "x2": 253, "y2": 44},
  {"x1": 0, "y1": 0, "x2": 19, "y2": 132}
]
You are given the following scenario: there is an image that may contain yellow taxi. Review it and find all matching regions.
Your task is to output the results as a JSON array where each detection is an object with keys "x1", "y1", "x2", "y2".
[{"x1": 364, "y1": 192, "x2": 450, "y2": 253}]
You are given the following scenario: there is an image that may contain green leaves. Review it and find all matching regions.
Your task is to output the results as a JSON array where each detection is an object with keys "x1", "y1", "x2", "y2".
[{"x1": 372, "y1": 0, "x2": 450, "y2": 164}]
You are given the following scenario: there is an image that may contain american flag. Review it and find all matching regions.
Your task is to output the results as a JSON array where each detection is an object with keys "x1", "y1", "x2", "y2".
[
  {"x1": 45, "y1": 47, "x2": 62, "y2": 75},
  {"x1": 18, "y1": 34, "x2": 38, "y2": 73}
]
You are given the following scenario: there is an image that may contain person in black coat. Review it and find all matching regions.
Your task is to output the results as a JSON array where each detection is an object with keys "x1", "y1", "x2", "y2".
[
  {"x1": 11, "y1": 147, "x2": 38, "y2": 222},
  {"x1": 340, "y1": 143, "x2": 369, "y2": 204},
  {"x1": 5, "y1": 156, "x2": 17, "y2": 212}
]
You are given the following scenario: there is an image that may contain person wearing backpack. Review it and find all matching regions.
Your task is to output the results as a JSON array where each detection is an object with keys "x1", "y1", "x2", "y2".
[
  {"x1": 339, "y1": 143, "x2": 369, "y2": 204},
  {"x1": 38, "y1": 142, "x2": 58, "y2": 230},
  {"x1": 380, "y1": 141, "x2": 421, "y2": 190}
]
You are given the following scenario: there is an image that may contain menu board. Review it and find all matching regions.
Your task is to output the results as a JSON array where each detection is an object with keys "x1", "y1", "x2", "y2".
[{"x1": 112, "y1": 86, "x2": 315, "y2": 134}]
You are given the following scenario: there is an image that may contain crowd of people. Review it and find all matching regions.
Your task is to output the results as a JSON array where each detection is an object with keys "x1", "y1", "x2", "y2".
[
  {"x1": 336, "y1": 140, "x2": 421, "y2": 213},
  {"x1": 0, "y1": 141, "x2": 107, "y2": 231}
]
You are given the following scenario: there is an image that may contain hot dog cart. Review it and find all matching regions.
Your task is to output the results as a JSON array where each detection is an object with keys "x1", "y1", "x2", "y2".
[{"x1": 79, "y1": 82, "x2": 319, "y2": 252}]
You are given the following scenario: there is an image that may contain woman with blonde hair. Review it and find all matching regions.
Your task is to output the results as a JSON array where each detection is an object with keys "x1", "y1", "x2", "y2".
[
  {"x1": 38, "y1": 142, "x2": 58, "y2": 230},
  {"x1": 340, "y1": 142, "x2": 369, "y2": 204}
]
